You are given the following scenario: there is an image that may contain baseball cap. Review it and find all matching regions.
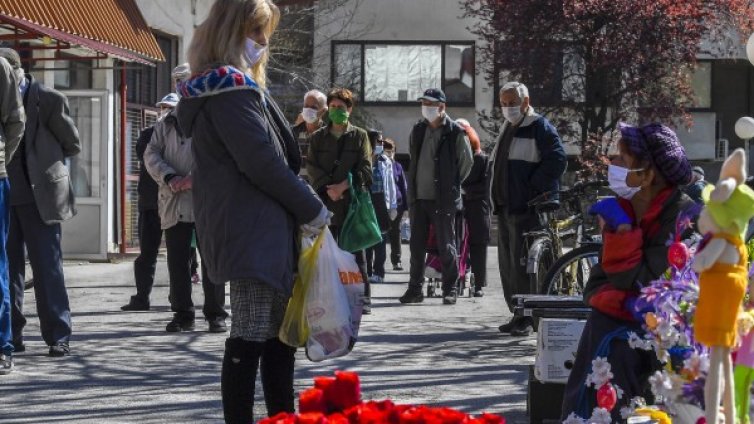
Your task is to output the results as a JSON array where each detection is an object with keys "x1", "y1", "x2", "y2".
[
  {"x1": 156, "y1": 93, "x2": 180, "y2": 108},
  {"x1": 417, "y1": 88, "x2": 446, "y2": 103},
  {"x1": 172, "y1": 63, "x2": 191, "y2": 82}
]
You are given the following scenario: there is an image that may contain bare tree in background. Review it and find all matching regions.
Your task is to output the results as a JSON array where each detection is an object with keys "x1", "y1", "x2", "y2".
[{"x1": 269, "y1": 0, "x2": 377, "y2": 128}]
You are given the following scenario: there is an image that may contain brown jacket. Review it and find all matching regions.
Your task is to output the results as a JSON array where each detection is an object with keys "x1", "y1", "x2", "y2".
[{"x1": 306, "y1": 123, "x2": 372, "y2": 227}]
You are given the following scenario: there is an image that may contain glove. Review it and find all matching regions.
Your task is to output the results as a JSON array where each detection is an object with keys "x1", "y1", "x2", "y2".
[
  {"x1": 300, "y1": 206, "x2": 332, "y2": 236},
  {"x1": 588, "y1": 197, "x2": 632, "y2": 231},
  {"x1": 389, "y1": 209, "x2": 398, "y2": 221}
]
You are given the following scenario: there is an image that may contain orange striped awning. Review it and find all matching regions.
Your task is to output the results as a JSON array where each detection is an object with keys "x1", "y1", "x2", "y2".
[{"x1": 0, "y1": 0, "x2": 164, "y2": 64}]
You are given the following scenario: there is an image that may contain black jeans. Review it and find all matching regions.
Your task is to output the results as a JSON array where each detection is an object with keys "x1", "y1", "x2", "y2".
[
  {"x1": 408, "y1": 200, "x2": 458, "y2": 292},
  {"x1": 365, "y1": 235, "x2": 387, "y2": 278},
  {"x1": 8, "y1": 202, "x2": 71, "y2": 346},
  {"x1": 164, "y1": 222, "x2": 227, "y2": 322},
  {"x1": 388, "y1": 212, "x2": 403, "y2": 265},
  {"x1": 132, "y1": 209, "x2": 162, "y2": 305}
]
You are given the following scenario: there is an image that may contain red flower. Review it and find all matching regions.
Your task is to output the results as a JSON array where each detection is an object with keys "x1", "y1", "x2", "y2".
[
  {"x1": 324, "y1": 371, "x2": 361, "y2": 411},
  {"x1": 259, "y1": 412, "x2": 297, "y2": 424},
  {"x1": 314, "y1": 376, "x2": 336, "y2": 391},
  {"x1": 298, "y1": 412, "x2": 328, "y2": 424},
  {"x1": 300, "y1": 388, "x2": 328, "y2": 414}
]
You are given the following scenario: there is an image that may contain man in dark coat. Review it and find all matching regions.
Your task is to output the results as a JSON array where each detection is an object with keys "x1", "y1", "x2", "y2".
[
  {"x1": 0, "y1": 48, "x2": 80, "y2": 357},
  {"x1": 399, "y1": 88, "x2": 473, "y2": 306},
  {"x1": 0, "y1": 54, "x2": 25, "y2": 374},
  {"x1": 491, "y1": 81, "x2": 566, "y2": 336}
]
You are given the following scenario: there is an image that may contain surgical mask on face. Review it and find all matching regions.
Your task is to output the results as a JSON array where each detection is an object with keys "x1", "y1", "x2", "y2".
[
  {"x1": 502, "y1": 106, "x2": 522, "y2": 123},
  {"x1": 422, "y1": 105, "x2": 440, "y2": 122},
  {"x1": 374, "y1": 145, "x2": 384, "y2": 155},
  {"x1": 244, "y1": 38, "x2": 267, "y2": 67},
  {"x1": 608, "y1": 164, "x2": 643, "y2": 200},
  {"x1": 329, "y1": 108, "x2": 349, "y2": 125},
  {"x1": 302, "y1": 107, "x2": 319, "y2": 124}
]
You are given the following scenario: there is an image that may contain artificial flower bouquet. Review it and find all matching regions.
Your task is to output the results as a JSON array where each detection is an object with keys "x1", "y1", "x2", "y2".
[{"x1": 259, "y1": 371, "x2": 506, "y2": 424}]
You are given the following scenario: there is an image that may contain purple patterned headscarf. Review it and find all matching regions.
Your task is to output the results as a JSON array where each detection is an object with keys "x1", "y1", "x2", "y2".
[{"x1": 618, "y1": 123, "x2": 692, "y2": 187}]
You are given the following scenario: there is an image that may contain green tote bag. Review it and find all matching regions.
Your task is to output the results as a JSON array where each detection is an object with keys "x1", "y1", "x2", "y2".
[{"x1": 339, "y1": 173, "x2": 382, "y2": 253}]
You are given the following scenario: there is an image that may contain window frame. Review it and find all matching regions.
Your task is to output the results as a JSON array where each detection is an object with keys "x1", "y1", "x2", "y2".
[
  {"x1": 687, "y1": 59, "x2": 713, "y2": 112},
  {"x1": 330, "y1": 40, "x2": 476, "y2": 107}
]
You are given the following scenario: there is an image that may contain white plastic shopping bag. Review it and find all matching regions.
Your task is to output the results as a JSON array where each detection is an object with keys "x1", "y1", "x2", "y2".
[{"x1": 305, "y1": 227, "x2": 364, "y2": 362}]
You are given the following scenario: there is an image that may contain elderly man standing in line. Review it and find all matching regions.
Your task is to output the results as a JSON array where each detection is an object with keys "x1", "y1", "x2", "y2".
[
  {"x1": 492, "y1": 82, "x2": 566, "y2": 336},
  {"x1": 0, "y1": 54, "x2": 25, "y2": 374},
  {"x1": 398, "y1": 88, "x2": 473, "y2": 306},
  {"x1": 1, "y1": 48, "x2": 80, "y2": 358}
]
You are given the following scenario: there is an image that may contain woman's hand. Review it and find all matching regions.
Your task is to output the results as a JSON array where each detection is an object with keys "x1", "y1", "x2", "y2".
[{"x1": 326, "y1": 179, "x2": 350, "y2": 201}]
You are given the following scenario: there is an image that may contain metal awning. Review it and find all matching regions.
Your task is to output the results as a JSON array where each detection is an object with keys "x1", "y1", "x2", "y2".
[{"x1": 0, "y1": 0, "x2": 164, "y2": 65}]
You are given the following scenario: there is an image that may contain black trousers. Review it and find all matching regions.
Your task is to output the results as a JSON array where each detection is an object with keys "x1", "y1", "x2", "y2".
[
  {"x1": 408, "y1": 200, "x2": 458, "y2": 292},
  {"x1": 464, "y1": 199, "x2": 490, "y2": 289},
  {"x1": 164, "y1": 222, "x2": 227, "y2": 322},
  {"x1": 365, "y1": 235, "x2": 387, "y2": 278},
  {"x1": 8, "y1": 203, "x2": 71, "y2": 346},
  {"x1": 388, "y1": 212, "x2": 403, "y2": 265},
  {"x1": 132, "y1": 209, "x2": 162, "y2": 305},
  {"x1": 497, "y1": 209, "x2": 537, "y2": 311}
]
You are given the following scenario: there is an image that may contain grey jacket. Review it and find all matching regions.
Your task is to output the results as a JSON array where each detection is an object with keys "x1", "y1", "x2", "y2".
[
  {"x1": 177, "y1": 85, "x2": 322, "y2": 293},
  {"x1": 0, "y1": 57, "x2": 25, "y2": 179},
  {"x1": 17, "y1": 75, "x2": 80, "y2": 223},
  {"x1": 144, "y1": 110, "x2": 193, "y2": 230}
]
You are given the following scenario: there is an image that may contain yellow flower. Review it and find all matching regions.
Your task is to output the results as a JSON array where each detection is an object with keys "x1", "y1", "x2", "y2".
[{"x1": 634, "y1": 408, "x2": 671, "y2": 424}]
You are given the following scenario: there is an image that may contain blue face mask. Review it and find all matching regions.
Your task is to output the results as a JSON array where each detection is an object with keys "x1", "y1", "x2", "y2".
[
  {"x1": 244, "y1": 38, "x2": 267, "y2": 67},
  {"x1": 374, "y1": 145, "x2": 384, "y2": 155}
]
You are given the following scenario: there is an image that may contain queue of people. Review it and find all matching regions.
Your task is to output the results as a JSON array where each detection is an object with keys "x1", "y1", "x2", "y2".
[{"x1": 0, "y1": 1, "x2": 713, "y2": 423}]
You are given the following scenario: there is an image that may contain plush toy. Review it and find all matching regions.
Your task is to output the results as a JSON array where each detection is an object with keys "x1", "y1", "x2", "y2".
[
  {"x1": 733, "y1": 265, "x2": 754, "y2": 424},
  {"x1": 693, "y1": 148, "x2": 754, "y2": 424}
]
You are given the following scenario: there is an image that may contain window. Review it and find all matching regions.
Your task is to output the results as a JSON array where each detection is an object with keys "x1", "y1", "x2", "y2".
[
  {"x1": 125, "y1": 33, "x2": 178, "y2": 106},
  {"x1": 332, "y1": 41, "x2": 475, "y2": 105},
  {"x1": 53, "y1": 53, "x2": 93, "y2": 90},
  {"x1": 689, "y1": 61, "x2": 712, "y2": 109}
]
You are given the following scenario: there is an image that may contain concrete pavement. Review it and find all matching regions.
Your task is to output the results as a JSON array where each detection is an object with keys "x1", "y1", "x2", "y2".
[{"x1": 0, "y1": 245, "x2": 536, "y2": 423}]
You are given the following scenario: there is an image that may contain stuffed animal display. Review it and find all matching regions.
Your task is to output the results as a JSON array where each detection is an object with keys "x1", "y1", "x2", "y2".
[{"x1": 693, "y1": 148, "x2": 754, "y2": 424}]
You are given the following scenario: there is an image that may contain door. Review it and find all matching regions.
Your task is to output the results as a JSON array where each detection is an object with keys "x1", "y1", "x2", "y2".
[{"x1": 60, "y1": 90, "x2": 109, "y2": 259}]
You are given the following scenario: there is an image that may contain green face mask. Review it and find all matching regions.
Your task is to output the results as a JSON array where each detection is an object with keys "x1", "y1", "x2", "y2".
[{"x1": 329, "y1": 108, "x2": 349, "y2": 125}]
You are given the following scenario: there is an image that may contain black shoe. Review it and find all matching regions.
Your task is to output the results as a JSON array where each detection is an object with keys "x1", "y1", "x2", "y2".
[
  {"x1": 121, "y1": 298, "x2": 150, "y2": 311},
  {"x1": 473, "y1": 289, "x2": 484, "y2": 298},
  {"x1": 11, "y1": 339, "x2": 24, "y2": 353},
  {"x1": 442, "y1": 290, "x2": 457, "y2": 305},
  {"x1": 208, "y1": 319, "x2": 227, "y2": 333},
  {"x1": 166, "y1": 319, "x2": 195, "y2": 332},
  {"x1": 399, "y1": 287, "x2": 424, "y2": 304},
  {"x1": 393, "y1": 262, "x2": 404, "y2": 271},
  {"x1": 510, "y1": 318, "x2": 535, "y2": 337},
  {"x1": 498, "y1": 317, "x2": 521, "y2": 333},
  {"x1": 362, "y1": 296, "x2": 372, "y2": 315},
  {"x1": 0, "y1": 353, "x2": 13, "y2": 374},
  {"x1": 49, "y1": 342, "x2": 70, "y2": 357}
]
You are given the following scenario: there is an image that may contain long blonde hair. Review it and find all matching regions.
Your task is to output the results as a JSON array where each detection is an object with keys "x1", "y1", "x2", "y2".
[{"x1": 187, "y1": 0, "x2": 279, "y2": 88}]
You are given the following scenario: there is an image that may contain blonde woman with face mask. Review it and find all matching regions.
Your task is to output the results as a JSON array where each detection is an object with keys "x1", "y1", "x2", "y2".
[{"x1": 177, "y1": 1, "x2": 328, "y2": 422}]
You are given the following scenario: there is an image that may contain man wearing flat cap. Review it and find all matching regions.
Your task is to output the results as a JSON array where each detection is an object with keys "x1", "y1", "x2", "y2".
[
  {"x1": 0, "y1": 47, "x2": 80, "y2": 358},
  {"x1": 399, "y1": 88, "x2": 473, "y2": 306}
]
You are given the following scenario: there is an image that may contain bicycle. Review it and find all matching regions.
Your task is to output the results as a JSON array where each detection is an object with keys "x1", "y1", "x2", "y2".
[{"x1": 522, "y1": 180, "x2": 607, "y2": 296}]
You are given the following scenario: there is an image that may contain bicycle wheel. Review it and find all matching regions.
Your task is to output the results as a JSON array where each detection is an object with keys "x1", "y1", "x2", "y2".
[
  {"x1": 527, "y1": 238, "x2": 556, "y2": 295},
  {"x1": 541, "y1": 244, "x2": 601, "y2": 296}
]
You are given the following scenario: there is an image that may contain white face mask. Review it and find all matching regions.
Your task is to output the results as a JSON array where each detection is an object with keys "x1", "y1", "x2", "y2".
[
  {"x1": 608, "y1": 164, "x2": 643, "y2": 200},
  {"x1": 244, "y1": 38, "x2": 267, "y2": 67},
  {"x1": 422, "y1": 105, "x2": 441, "y2": 122},
  {"x1": 502, "y1": 106, "x2": 522, "y2": 123},
  {"x1": 302, "y1": 107, "x2": 319, "y2": 124}
]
